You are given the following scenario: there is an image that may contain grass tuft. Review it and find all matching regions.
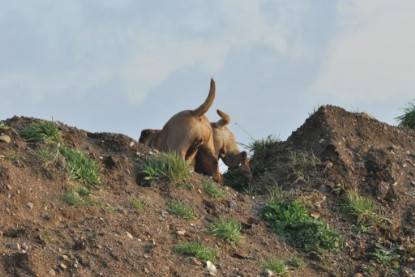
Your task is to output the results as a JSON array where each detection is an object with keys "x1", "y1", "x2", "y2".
[
  {"x1": 248, "y1": 135, "x2": 281, "y2": 159},
  {"x1": 173, "y1": 241, "x2": 218, "y2": 262},
  {"x1": 19, "y1": 121, "x2": 61, "y2": 142},
  {"x1": 262, "y1": 259, "x2": 290, "y2": 276},
  {"x1": 62, "y1": 186, "x2": 92, "y2": 206},
  {"x1": 168, "y1": 201, "x2": 196, "y2": 219},
  {"x1": 343, "y1": 190, "x2": 382, "y2": 227},
  {"x1": 208, "y1": 219, "x2": 242, "y2": 245},
  {"x1": 203, "y1": 181, "x2": 224, "y2": 198},
  {"x1": 131, "y1": 197, "x2": 147, "y2": 210},
  {"x1": 59, "y1": 146, "x2": 100, "y2": 188},
  {"x1": 396, "y1": 100, "x2": 415, "y2": 130},
  {"x1": 261, "y1": 198, "x2": 342, "y2": 253},
  {"x1": 138, "y1": 152, "x2": 191, "y2": 185}
]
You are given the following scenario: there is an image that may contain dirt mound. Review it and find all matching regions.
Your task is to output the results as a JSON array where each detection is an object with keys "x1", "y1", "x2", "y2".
[
  {"x1": 1, "y1": 105, "x2": 415, "y2": 277},
  {"x1": 251, "y1": 105, "x2": 415, "y2": 276}
]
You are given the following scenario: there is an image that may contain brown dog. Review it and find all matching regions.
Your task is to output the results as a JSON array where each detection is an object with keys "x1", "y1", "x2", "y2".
[
  {"x1": 139, "y1": 79, "x2": 221, "y2": 182},
  {"x1": 195, "y1": 109, "x2": 252, "y2": 182}
]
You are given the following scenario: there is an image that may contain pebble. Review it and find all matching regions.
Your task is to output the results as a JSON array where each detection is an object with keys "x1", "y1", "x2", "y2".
[
  {"x1": 21, "y1": 243, "x2": 29, "y2": 250},
  {"x1": 60, "y1": 263, "x2": 67, "y2": 270},
  {"x1": 229, "y1": 201, "x2": 237, "y2": 209},
  {"x1": 9, "y1": 243, "x2": 21, "y2": 250},
  {"x1": 49, "y1": 269, "x2": 56, "y2": 276},
  {"x1": 0, "y1": 135, "x2": 11, "y2": 143},
  {"x1": 261, "y1": 269, "x2": 274, "y2": 277},
  {"x1": 125, "y1": 232, "x2": 134, "y2": 240},
  {"x1": 206, "y1": 261, "x2": 217, "y2": 276},
  {"x1": 27, "y1": 202, "x2": 33, "y2": 210},
  {"x1": 176, "y1": 230, "x2": 186, "y2": 236}
]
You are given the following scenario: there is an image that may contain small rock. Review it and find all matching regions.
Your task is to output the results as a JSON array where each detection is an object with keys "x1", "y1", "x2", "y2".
[
  {"x1": 129, "y1": 141, "x2": 135, "y2": 147},
  {"x1": 176, "y1": 230, "x2": 186, "y2": 236},
  {"x1": 9, "y1": 243, "x2": 21, "y2": 250},
  {"x1": 125, "y1": 232, "x2": 134, "y2": 239},
  {"x1": 354, "y1": 273, "x2": 363, "y2": 277},
  {"x1": 27, "y1": 202, "x2": 33, "y2": 210},
  {"x1": 0, "y1": 135, "x2": 11, "y2": 143},
  {"x1": 49, "y1": 269, "x2": 56, "y2": 276},
  {"x1": 161, "y1": 211, "x2": 169, "y2": 217},
  {"x1": 60, "y1": 263, "x2": 67, "y2": 270},
  {"x1": 229, "y1": 201, "x2": 237, "y2": 209},
  {"x1": 21, "y1": 243, "x2": 29, "y2": 250},
  {"x1": 261, "y1": 269, "x2": 274, "y2": 277},
  {"x1": 206, "y1": 261, "x2": 217, "y2": 276}
]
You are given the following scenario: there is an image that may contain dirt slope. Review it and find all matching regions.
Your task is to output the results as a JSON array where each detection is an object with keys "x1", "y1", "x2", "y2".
[{"x1": 1, "y1": 105, "x2": 415, "y2": 276}]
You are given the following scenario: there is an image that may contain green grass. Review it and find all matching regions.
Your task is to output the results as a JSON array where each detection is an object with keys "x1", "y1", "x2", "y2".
[
  {"x1": 203, "y1": 181, "x2": 224, "y2": 198},
  {"x1": 262, "y1": 259, "x2": 290, "y2": 276},
  {"x1": 168, "y1": 201, "x2": 196, "y2": 219},
  {"x1": 288, "y1": 257, "x2": 306, "y2": 269},
  {"x1": 396, "y1": 100, "x2": 415, "y2": 130},
  {"x1": 208, "y1": 219, "x2": 242, "y2": 245},
  {"x1": 131, "y1": 197, "x2": 147, "y2": 210},
  {"x1": 285, "y1": 151, "x2": 320, "y2": 184},
  {"x1": 344, "y1": 190, "x2": 382, "y2": 227},
  {"x1": 0, "y1": 121, "x2": 8, "y2": 131},
  {"x1": 248, "y1": 135, "x2": 281, "y2": 159},
  {"x1": 62, "y1": 186, "x2": 92, "y2": 206},
  {"x1": 261, "y1": 198, "x2": 342, "y2": 253},
  {"x1": 173, "y1": 241, "x2": 218, "y2": 262},
  {"x1": 59, "y1": 146, "x2": 100, "y2": 188},
  {"x1": 138, "y1": 152, "x2": 192, "y2": 185},
  {"x1": 63, "y1": 191, "x2": 84, "y2": 206},
  {"x1": 372, "y1": 245, "x2": 401, "y2": 270},
  {"x1": 19, "y1": 121, "x2": 61, "y2": 142}
]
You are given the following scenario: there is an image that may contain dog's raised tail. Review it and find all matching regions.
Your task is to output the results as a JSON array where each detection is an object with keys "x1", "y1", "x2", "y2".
[
  {"x1": 214, "y1": 109, "x2": 231, "y2": 128},
  {"x1": 192, "y1": 78, "x2": 215, "y2": 116}
]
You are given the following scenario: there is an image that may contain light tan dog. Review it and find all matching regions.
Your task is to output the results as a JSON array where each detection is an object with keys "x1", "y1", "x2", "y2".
[
  {"x1": 139, "y1": 79, "x2": 221, "y2": 182},
  {"x1": 195, "y1": 109, "x2": 253, "y2": 182}
]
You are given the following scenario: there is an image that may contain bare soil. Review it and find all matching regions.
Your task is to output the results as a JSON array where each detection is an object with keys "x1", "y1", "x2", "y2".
[{"x1": 1, "y1": 105, "x2": 415, "y2": 277}]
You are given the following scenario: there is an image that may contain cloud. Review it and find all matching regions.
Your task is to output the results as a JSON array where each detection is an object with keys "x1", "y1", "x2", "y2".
[{"x1": 312, "y1": 0, "x2": 415, "y2": 101}]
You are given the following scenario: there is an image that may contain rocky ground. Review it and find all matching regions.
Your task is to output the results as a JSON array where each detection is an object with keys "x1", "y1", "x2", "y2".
[{"x1": 1, "y1": 105, "x2": 415, "y2": 277}]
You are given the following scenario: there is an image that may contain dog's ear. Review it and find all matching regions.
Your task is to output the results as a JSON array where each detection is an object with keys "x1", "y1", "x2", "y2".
[
  {"x1": 240, "y1": 151, "x2": 253, "y2": 182},
  {"x1": 139, "y1": 129, "x2": 154, "y2": 143}
]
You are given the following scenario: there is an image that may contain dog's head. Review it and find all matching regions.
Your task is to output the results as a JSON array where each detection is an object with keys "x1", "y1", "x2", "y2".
[
  {"x1": 225, "y1": 151, "x2": 252, "y2": 183},
  {"x1": 139, "y1": 129, "x2": 160, "y2": 145}
]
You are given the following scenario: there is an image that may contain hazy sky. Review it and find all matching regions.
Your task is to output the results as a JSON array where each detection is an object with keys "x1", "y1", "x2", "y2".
[{"x1": 1, "y1": 0, "x2": 414, "y2": 149}]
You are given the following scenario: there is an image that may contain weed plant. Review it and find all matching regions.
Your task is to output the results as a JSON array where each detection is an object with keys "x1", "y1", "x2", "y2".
[
  {"x1": 174, "y1": 241, "x2": 218, "y2": 262},
  {"x1": 62, "y1": 186, "x2": 92, "y2": 206},
  {"x1": 59, "y1": 146, "x2": 100, "y2": 188},
  {"x1": 344, "y1": 190, "x2": 382, "y2": 227},
  {"x1": 261, "y1": 198, "x2": 342, "y2": 253},
  {"x1": 248, "y1": 135, "x2": 281, "y2": 160},
  {"x1": 138, "y1": 152, "x2": 191, "y2": 185},
  {"x1": 131, "y1": 197, "x2": 147, "y2": 210},
  {"x1": 19, "y1": 121, "x2": 61, "y2": 142},
  {"x1": 208, "y1": 219, "x2": 242, "y2": 245},
  {"x1": 203, "y1": 181, "x2": 224, "y2": 198},
  {"x1": 372, "y1": 245, "x2": 400, "y2": 270},
  {"x1": 285, "y1": 151, "x2": 320, "y2": 184},
  {"x1": 262, "y1": 259, "x2": 290, "y2": 276},
  {"x1": 396, "y1": 100, "x2": 415, "y2": 130},
  {"x1": 168, "y1": 201, "x2": 196, "y2": 219},
  {"x1": 0, "y1": 121, "x2": 8, "y2": 131}
]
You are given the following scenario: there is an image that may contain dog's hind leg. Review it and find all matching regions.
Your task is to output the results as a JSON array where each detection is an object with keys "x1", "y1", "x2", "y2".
[
  {"x1": 195, "y1": 147, "x2": 222, "y2": 183},
  {"x1": 185, "y1": 139, "x2": 203, "y2": 162}
]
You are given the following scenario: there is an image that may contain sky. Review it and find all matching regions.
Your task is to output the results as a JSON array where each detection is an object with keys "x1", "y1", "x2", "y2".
[{"x1": 1, "y1": 0, "x2": 414, "y2": 151}]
